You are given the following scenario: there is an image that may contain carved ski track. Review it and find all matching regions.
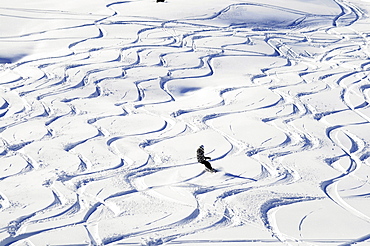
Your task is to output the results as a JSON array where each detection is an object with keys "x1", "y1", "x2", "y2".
[
  {"x1": 314, "y1": 15, "x2": 370, "y2": 230},
  {"x1": 333, "y1": 0, "x2": 363, "y2": 27},
  {"x1": 1, "y1": 0, "x2": 370, "y2": 245}
]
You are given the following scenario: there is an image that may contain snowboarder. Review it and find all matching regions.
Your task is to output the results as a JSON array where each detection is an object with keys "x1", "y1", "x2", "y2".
[{"x1": 197, "y1": 145, "x2": 215, "y2": 172}]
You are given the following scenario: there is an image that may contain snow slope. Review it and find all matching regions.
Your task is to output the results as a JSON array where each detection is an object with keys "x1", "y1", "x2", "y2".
[{"x1": 1, "y1": 0, "x2": 370, "y2": 245}]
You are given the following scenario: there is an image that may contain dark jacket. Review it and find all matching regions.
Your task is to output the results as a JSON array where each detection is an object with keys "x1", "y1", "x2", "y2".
[{"x1": 197, "y1": 147, "x2": 208, "y2": 162}]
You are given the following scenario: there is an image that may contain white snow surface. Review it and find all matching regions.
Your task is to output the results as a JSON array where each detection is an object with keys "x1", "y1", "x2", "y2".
[{"x1": 1, "y1": 0, "x2": 370, "y2": 245}]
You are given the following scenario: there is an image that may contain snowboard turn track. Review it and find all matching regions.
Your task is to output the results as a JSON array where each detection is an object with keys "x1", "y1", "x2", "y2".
[{"x1": 1, "y1": 0, "x2": 370, "y2": 245}]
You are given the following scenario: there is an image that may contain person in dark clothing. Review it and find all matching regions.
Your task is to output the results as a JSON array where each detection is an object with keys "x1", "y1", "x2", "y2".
[{"x1": 197, "y1": 145, "x2": 214, "y2": 171}]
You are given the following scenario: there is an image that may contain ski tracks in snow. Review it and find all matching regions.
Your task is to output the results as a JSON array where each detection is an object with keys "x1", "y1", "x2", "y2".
[{"x1": 1, "y1": 0, "x2": 370, "y2": 245}]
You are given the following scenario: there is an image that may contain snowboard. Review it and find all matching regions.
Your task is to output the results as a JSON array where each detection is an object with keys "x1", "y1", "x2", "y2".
[{"x1": 205, "y1": 168, "x2": 217, "y2": 173}]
